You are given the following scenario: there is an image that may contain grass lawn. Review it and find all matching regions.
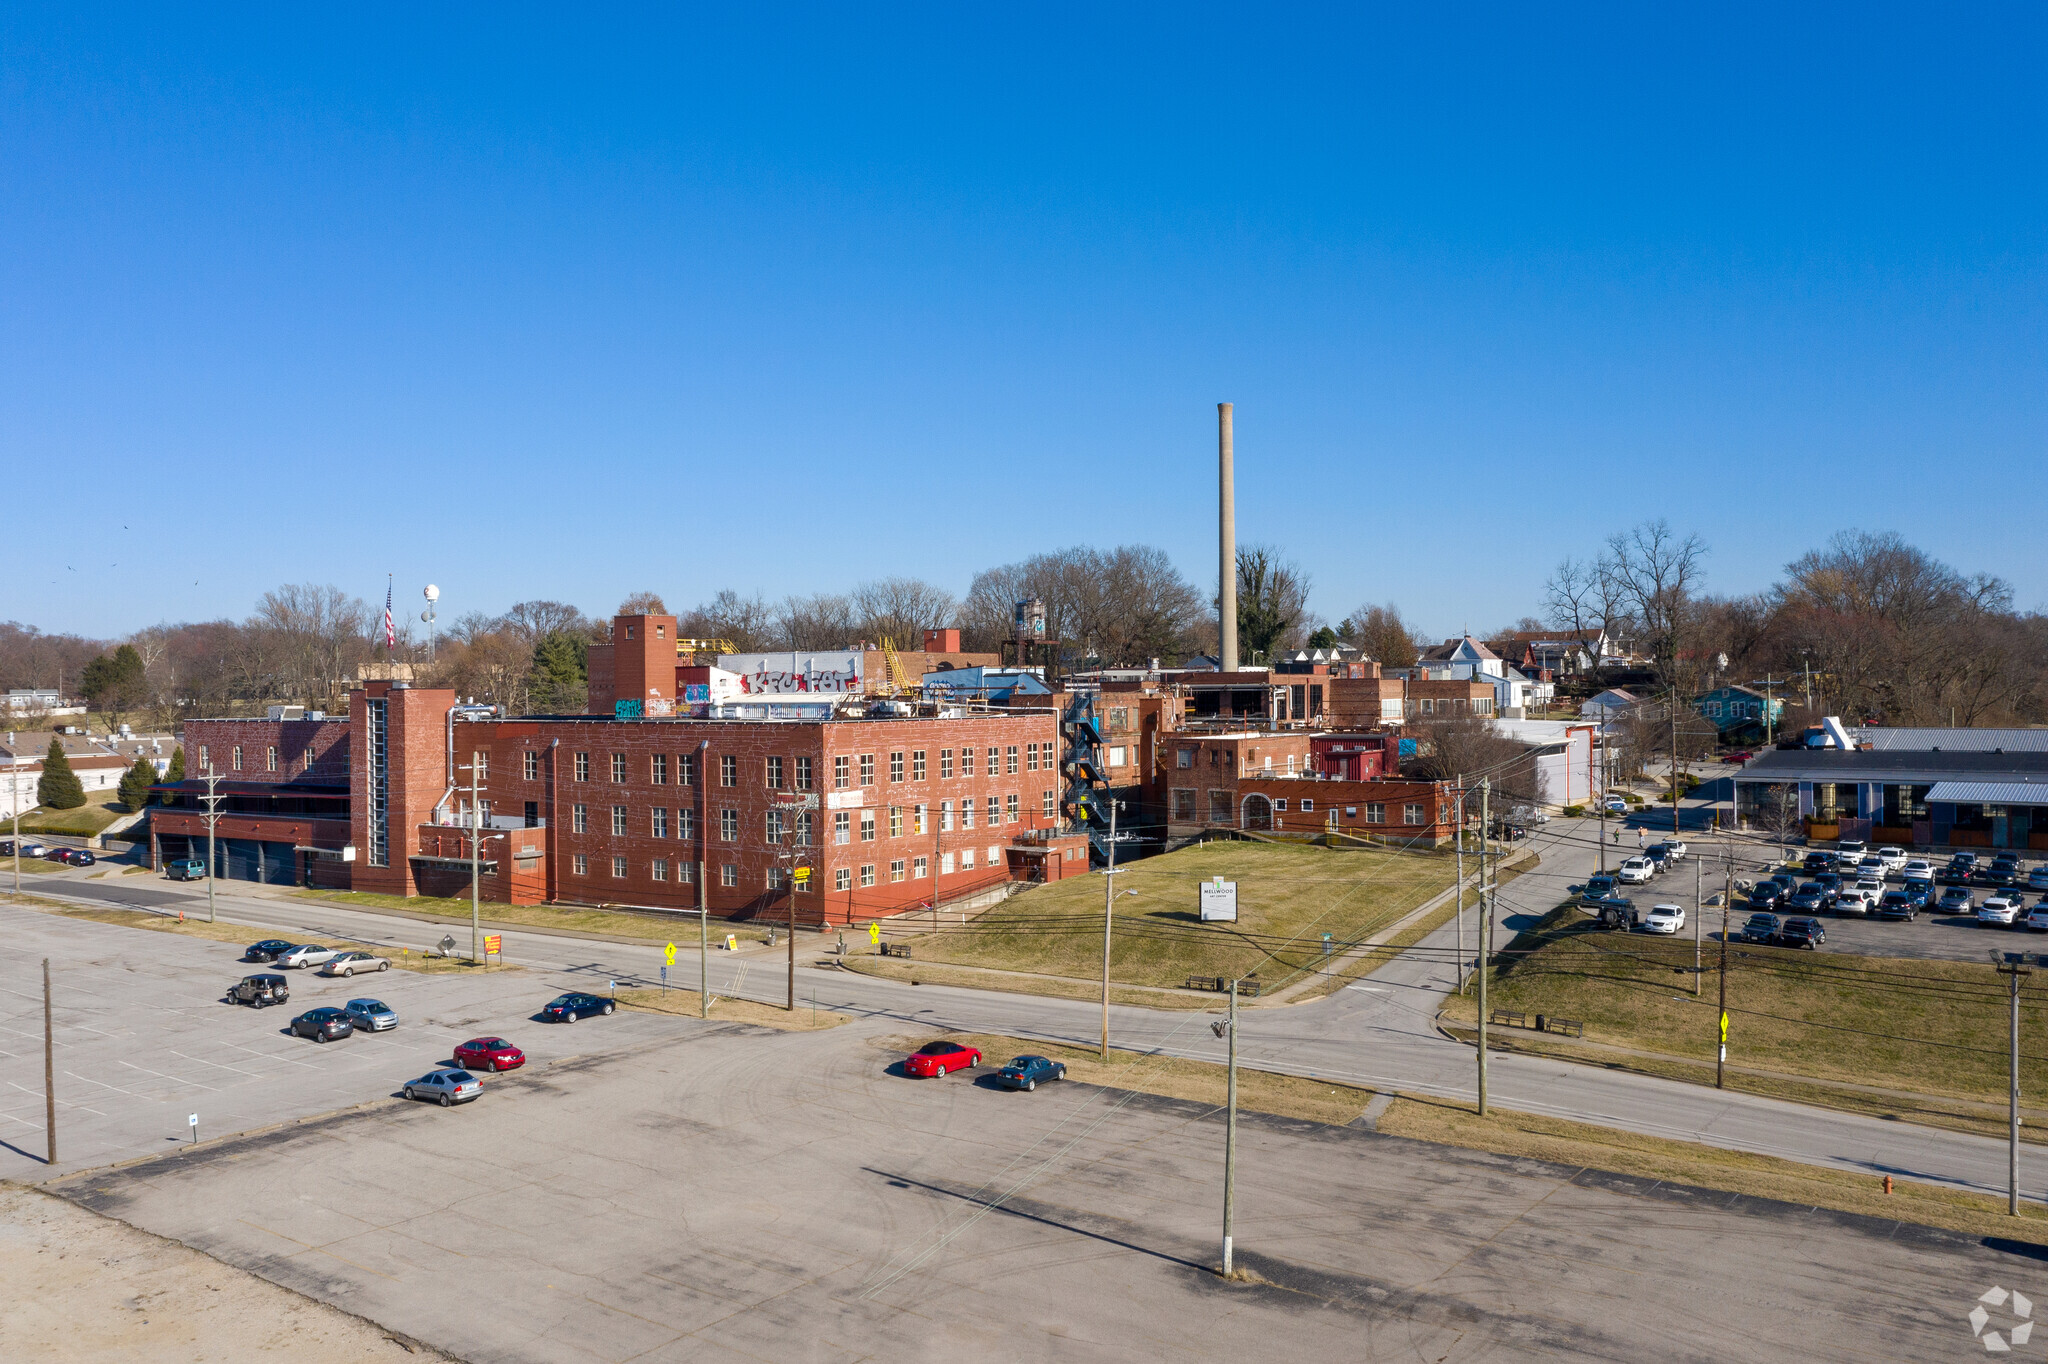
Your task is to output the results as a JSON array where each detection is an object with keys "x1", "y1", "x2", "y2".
[
  {"x1": 908, "y1": 841, "x2": 1457, "y2": 994},
  {"x1": 3, "y1": 856, "x2": 70, "y2": 875},
  {"x1": 893, "y1": 1029, "x2": 2048, "y2": 1242},
  {"x1": 24, "y1": 902, "x2": 521, "y2": 975},
  {"x1": 616, "y1": 986, "x2": 847, "y2": 1030},
  {"x1": 1443, "y1": 903, "x2": 2048, "y2": 1133},
  {"x1": 13, "y1": 801, "x2": 125, "y2": 836},
  {"x1": 293, "y1": 889, "x2": 770, "y2": 946}
]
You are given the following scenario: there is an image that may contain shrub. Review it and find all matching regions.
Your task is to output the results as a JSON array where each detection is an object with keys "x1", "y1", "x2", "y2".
[
  {"x1": 37, "y1": 739, "x2": 87, "y2": 810},
  {"x1": 1562, "y1": 805, "x2": 1587, "y2": 818}
]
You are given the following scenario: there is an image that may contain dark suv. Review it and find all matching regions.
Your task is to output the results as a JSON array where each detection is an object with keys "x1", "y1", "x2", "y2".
[
  {"x1": 230, "y1": 974, "x2": 290, "y2": 1008},
  {"x1": 1741, "y1": 913, "x2": 1781, "y2": 944},
  {"x1": 289, "y1": 1007, "x2": 355, "y2": 1042},
  {"x1": 1775, "y1": 917, "x2": 1826, "y2": 949},
  {"x1": 1876, "y1": 891, "x2": 1919, "y2": 921}
]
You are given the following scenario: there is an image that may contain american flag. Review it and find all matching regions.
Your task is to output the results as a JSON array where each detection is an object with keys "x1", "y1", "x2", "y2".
[{"x1": 383, "y1": 578, "x2": 395, "y2": 654}]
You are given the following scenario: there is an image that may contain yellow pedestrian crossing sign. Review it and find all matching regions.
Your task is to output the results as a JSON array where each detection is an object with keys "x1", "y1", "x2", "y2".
[
  {"x1": 868, "y1": 921, "x2": 881, "y2": 945},
  {"x1": 664, "y1": 943, "x2": 677, "y2": 966},
  {"x1": 793, "y1": 867, "x2": 810, "y2": 885}
]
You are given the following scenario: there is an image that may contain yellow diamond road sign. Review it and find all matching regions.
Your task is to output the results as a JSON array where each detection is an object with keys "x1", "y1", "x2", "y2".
[
  {"x1": 868, "y1": 921, "x2": 881, "y2": 944},
  {"x1": 664, "y1": 943, "x2": 677, "y2": 965}
]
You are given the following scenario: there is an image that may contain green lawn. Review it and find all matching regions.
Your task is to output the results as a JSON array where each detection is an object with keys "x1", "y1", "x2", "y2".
[
  {"x1": 911, "y1": 841, "x2": 1457, "y2": 993},
  {"x1": 13, "y1": 800, "x2": 125, "y2": 836},
  {"x1": 1445, "y1": 904, "x2": 2048, "y2": 1114},
  {"x1": 293, "y1": 889, "x2": 770, "y2": 944}
]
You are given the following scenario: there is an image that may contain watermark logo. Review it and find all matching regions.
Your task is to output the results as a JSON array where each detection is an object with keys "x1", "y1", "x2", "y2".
[{"x1": 1970, "y1": 1286, "x2": 2033, "y2": 1352}]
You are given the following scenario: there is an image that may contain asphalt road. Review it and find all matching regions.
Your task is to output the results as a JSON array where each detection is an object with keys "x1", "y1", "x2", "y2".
[
  {"x1": 48, "y1": 1007, "x2": 2041, "y2": 1364},
  {"x1": 15, "y1": 813, "x2": 2048, "y2": 1211}
]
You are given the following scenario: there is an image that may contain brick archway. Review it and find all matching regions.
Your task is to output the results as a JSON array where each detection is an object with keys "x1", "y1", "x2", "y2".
[{"x1": 1241, "y1": 793, "x2": 1273, "y2": 831}]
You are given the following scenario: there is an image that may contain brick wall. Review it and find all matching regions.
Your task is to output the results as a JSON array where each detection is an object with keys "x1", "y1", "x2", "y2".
[
  {"x1": 1236, "y1": 776, "x2": 1456, "y2": 844},
  {"x1": 350, "y1": 682, "x2": 458, "y2": 897},
  {"x1": 180, "y1": 717, "x2": 350, "y2": 783}
]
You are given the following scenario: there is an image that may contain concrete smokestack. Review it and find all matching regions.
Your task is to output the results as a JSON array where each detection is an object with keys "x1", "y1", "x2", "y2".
[{"x1": 1218, "y1": 402, "x2": 1238, "y2": 673}]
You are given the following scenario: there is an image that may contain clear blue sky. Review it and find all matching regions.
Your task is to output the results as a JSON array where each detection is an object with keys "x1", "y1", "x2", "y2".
[{"x1": 6, "y1": 5, "x2": 2044, "y2": 641}]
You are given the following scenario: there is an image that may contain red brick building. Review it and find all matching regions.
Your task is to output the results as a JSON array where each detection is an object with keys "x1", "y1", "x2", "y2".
[
  {"x1": 157, "y1": 676, "x2": 1085, "y2": 925},
  {"x1": 1236, "y1": 775, "x2": 1458, "y2": 846}
]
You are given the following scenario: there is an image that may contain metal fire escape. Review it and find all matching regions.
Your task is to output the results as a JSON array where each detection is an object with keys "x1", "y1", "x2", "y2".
[{"x1": 1060, "y1": 693, "x2": 1112, "y2": 865}]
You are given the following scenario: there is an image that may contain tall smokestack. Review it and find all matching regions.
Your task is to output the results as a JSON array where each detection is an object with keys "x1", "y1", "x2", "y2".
[{"x1": 1218, "y1": 402, "x2": 1238, "y2": 673}]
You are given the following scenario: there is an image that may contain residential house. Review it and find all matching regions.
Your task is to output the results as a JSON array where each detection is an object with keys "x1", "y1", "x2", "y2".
[
  {"x1": 1412, "y1": 636, "x2": 1554, "y2": 718},
  {"x1": 1692, "y1": 685, "x2": 1783, "y2": 744},
  {"x1": 1579, "y1": 688, "x2": 1641, "y2": 722}
]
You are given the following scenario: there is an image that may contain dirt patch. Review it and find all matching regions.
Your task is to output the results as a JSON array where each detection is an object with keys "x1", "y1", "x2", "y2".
[
  {"x1": 0, "y1": 1183, "x2": 442, "y2": 1361},
  {"x1": 615, "y1": 987, "x2": 848, "y2": 1031}
]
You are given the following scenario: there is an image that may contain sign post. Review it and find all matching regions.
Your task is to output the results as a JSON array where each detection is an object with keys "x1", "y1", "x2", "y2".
[
  {"x1": 483, "y1": 933, "x2": 501, "y2": 966},
  {"x1": 188, "y1": 1113, "x2": 198, "y2": 1145},
  {"x1": 1199, "y1": 877, "x2": 1238, "y2": 923}
]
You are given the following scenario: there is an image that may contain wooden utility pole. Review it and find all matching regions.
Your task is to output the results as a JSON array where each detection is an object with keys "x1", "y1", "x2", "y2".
[
  {"x1": 1101, "y1": 799, "x2": 1121, "y2": 1060},
  {"x1": 1693, "y1": 845, "x2": 1704, "y2": 995},
  {"x1": 43, "y1": 957, "x2": 56, "y2": 1165},
  {"x1": 1476, "y1": 778, "x2": 1490, "y2": 1117},
  {"x1": 1454, "y1": 778, "x2": 1466, "y2": 993},
  {"x1": 1717, "y1": 847, "x2": 1732, "y2": 1089},
  {"x1": 1996, "y1": 952, "x2": 2032, "y2": 1216},
  {"x1": 698, "y1": 859, "x2": 709, "y2": 1020}
]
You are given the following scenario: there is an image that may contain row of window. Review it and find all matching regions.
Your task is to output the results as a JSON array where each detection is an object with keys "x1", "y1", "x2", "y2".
[
  {"x1": 198, "y1": 743, "x2": 318, "y2": 775},
  {"x1": 543, "y1": 743, "x2": 1053, "y2": 790},
  {"x1": 563, "y1": 791, "x2": 1057, "y2": 844},
  {"x1": 1166, "y1": 789, "x2": 1431, "y2": 825},
  {"x1": 564, "y1": 846, "x2": 1007, "y2": 887}
]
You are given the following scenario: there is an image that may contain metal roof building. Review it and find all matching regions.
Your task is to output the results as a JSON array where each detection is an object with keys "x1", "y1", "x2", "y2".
[{"x1": 1733, "y1": 746, "x2": 2048, "y2": 852}]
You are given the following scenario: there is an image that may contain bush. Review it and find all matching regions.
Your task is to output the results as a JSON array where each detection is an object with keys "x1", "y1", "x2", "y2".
[
  {"x1": 1562, "y1": 805, "x2": 1587, "y2": 818},
  {"x1": 37, "y1": 739, "x2": 86, "y2": 810}
]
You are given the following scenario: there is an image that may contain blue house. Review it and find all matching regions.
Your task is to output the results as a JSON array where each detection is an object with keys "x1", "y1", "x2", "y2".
[{"x1": 1692, "y1": 685, "x2": 1783, "y2": 742}]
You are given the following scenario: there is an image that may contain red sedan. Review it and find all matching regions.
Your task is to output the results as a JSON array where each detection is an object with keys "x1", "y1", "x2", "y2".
[
  {"x1": 1720, "y1": 751, "x2": 1754, "y2": 764},
  {"x1": 904, "y1": 1041, "x2": 981, "y2": 1078},
  {"x1": 452, "y1": 1037, "x2": 526, "y2": 1073}
]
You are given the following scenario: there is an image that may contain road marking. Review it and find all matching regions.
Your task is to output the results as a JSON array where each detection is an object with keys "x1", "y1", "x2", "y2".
[
  {"x1": 1346, "y1": 985, "x2": 1388, "y2": 993},
  {"x1": 118, "y1": 1059, "x2": 220, "y2": 1091}
]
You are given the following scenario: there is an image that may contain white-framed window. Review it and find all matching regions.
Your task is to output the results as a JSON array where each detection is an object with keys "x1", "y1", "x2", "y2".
[
  {"x1": 986, "y1": 795, "x2": 1000, "y2": 825},
  {"x1": 962, "y1": 748, "x2": 976, "y2": 777},
  {"x1": 890, "y1": 751, "x2": 904, "y2": 782},
  {"x1": 1005, "y1": 746, "x2": 1018, "y2": 775},
  {"x1": 721, "y1": 808, "x2": 739, "y2": 841},
  {"x1": 1300, "y1": 798, "x2": 1314, "y2": 812},
  {"x1": 913, "y1": 855, "x2": 928, "y2": 879},
  {"x1": 612, "y1": 753, "x2": 627, "y2": 783},
  {"x1": 678, "y1": 860, "x2": 695, "y2": 884},
  {"x1": 835, "y1": 867, "x2": 851, "y2": 891},
  {"x1": 860, "y1": 864, "x2": 875, "y2": 887},
  {"x1": 797, "y1": 810, "x2": 813, "y2": 846},
  {"x1": 767, "y1": 809, "x2": 785, "y2": 843},
  {"x1": 232, "y1": 745, "x2": 242, "y2": 771},
  {"x1": 860, "y1": 810, "x2": 876, "y2": 842},
  {"x1": 524, "y1": 751, "x2": 539, "y2": 781},
  {"x1": 890, "y1": 859, "x2": 906, "y2": 882},
  {"x1": 889, "y1": 806, "x2": 903, "y2": 838},
  {"x1": 572, "y1": 803, "x2": 588, "y2": 833},
  {"x1": 859, "y1": 754, "x2": 875, "y2": 786},
  {"x1": 720, "y1": 755, "x2": 737, "y2": 787},
  {"x1": 960, "y1": 848, "x2": 976, "y2": 870},
  {"x1": 940, "y1": 799, "x2": 954, "y2": 831},
  {"x1": 612, "y1": 805, "x2": 628, "y2": 836},
  {"x1": 1026, "y1": 743, "x2": 1039, "y2": 772},
  {"x1": 986, "y1": 843, "x2": 1000, "y2": 865},
  {"x1": 941, "y1": 852, "x2": 955, "y2": 875},
  {"x1": 1108, "y1": 746, "x2": 1126, "y2": 767},
  {"x1": 1043, "y1": 790, "x2": 1056, "y2": 818},
  {"x1": 834, "y1": 755, "x2": 850, "y2": 788},
  {"x1": 574, "y1": 752, "x2": 589, "y2": 782},
  {"x1": 1404, "y1": 803, "x2": 1425, "y2": 825},
  {"x1": 941, "y1": 748, "x2": 954, "y2": 778},
  {"x1": 1274, "y1": 798, "x2": 1288, "y2": 811},
  {"x1": 652, "y1": 753, "x2": 668, "y2": 785},
  {"x1": 611, "y1": 855, "x2": 627, "y2": 878},
  {"x1": 796, "y1": 756, "x2": 812, "y2": 790},
  {"x1": 651, "y1": 858, "x2": 668, "y2": 882},
  {"x1": 652, "y1": 807, "x2": 668, "y2": 838},
  {"x1": 679, "y1": 808, "x2": 695, "y2": 840},
  {"x1": 962, "y1": 799, "x2": 976, "y2": 829},
  {"x1": 913, "y1": 750, "x2": 926, "y2": 780},
  {"x1": 572, "y1": 853, "x2": 588, "y2": 875},
  {"x1": 266, "y1": 745, "x2": 277, "y2": 772},
  {"x1": 1006, "y1": 793, "x2": 1019, "y2": 823},
  {"x1": 767, "y1": 756, "x2": 784, "y2": 790},
  {"x1": 679, "y1": 754, "x2": 696, "y2": 787},
  {"x1": 913, "y1": 803, "x2": 927, "y2": 835},
  {"x1": 834, "y1": 811, "x2": 851, "y2": 844},
  {"x1": 199, "y1": 744, "x2": 209, "y2": 769},
  {"x1": 1365, "y1": 802, "x2": 1385, "y2": 823},
  {"x1": 721, "y1": 863, "x2": 738, "y2": 887}
]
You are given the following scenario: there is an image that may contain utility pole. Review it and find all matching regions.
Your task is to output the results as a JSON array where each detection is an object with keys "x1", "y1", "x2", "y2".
[
  {"x1": 12, "y1": 765, "x2": 21, "y2": 898},
  {"x1": 1693, "y1": 845, "x2": 1704, "y2": 995},
  {"x1": 1101, "y1": 799, "x2": 1120, "y2": 1060},
  {"x1": 1215, "y1": 978, "x2": 1240, "y2": 1277},
  {"x1": 44, "y1": 954, "x2": 57, "y2": 1155},
  {"x1": 698, "y1": 859, "x2": 709, "y2": 1019},
  {"x1": 1476, "y1": 777, "x2": 1490, "y2": 1117},
  {"x1": 1597, "y1": 734, "x2": 1608, "y2": 874},
  {"x1": 1670, "y1": 693, "x2": 1682, "y2": 842},
  {"x1": 467, "y1": 760, "x2": 482, "y2": 964},
  {"x1": 1454, "y1": 778, "x2": 1466, "y2": 993},
  {"x1": 200, "y1": 764, "x2": 224, "y2": 923},
  {"x1": 1996, "y1": 952, "x2": 2031, "y2": 1216},
  {"x1": 1717, "y1": 847, "x2": 1732, "y2": 1089}
]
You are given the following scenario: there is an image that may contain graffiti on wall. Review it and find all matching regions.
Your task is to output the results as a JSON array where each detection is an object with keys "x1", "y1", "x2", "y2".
[{"x1": 722, "y1": 652, "x2": 864, "y2": 696}]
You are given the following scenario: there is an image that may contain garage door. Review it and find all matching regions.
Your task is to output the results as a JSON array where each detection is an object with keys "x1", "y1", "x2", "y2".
[{"x1": 262, "y1": 841, "x2": 299, "y2": 885}]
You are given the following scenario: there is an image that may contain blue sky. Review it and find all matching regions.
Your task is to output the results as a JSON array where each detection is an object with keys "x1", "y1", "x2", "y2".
[{"x1": 5, "y1": 5, "x2": 2044, "y2": 641}]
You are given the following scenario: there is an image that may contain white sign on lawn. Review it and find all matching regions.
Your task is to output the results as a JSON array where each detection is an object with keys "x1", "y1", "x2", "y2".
[{"x1": 1199, "y1": 876, "x2": 1238, "y2": 923}]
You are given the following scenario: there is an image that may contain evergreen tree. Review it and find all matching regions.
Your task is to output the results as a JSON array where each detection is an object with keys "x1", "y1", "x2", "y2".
[
  {"x1": 118, "y1": 754, "x2": 159, "y2": 811},
  {"x1": 164, "y1": 745, "x2": 186, "y2": 787},
  {"x1": 79, "y1": 644, "x2": 147, "y2": 722},
  {"x1": 37, "y1": 739, "x2": 87, "y2": 810},
  {"x1": 526, "y1": 631, "x2": 589, "y2": 713}
]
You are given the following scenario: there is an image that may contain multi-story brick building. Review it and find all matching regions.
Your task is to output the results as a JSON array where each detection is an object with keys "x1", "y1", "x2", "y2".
[
  {"x1": 156, "y1": 669, "x2": 1085, "y2": 925},
  {"x1": 1235, "y1": 775, "x2": 1458, "y2": 846}
]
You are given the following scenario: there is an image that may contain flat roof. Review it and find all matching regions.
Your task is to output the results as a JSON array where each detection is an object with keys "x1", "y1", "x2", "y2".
[
  {"x1": 1924, "y1": 781, "x2": 2048, "y2": 805},
  {"x1": 1852, "y1": 726, "x2": 2048, "y2": 753},
  {"x1": 1735, "y1": 749, "x2": 2048, "y2": 785}
]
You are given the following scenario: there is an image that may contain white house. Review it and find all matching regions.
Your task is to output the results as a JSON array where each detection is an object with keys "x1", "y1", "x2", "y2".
[
  {"x1": 1413, "y1": 636, "x2": 1555, "y2": 719},
  {"x1": 1490, "y1": 719, "x2": 1606, "y2": 807},
  {"x1": 0, "y1": 731, "x2": 132, "y2": 820},
  {"x1": 1580, "y1": 688, "x2": 1641, "y2": 722}
]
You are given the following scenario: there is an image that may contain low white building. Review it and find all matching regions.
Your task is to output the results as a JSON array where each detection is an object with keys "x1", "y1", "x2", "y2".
[
  {"x1": 0, "y1": 731, "x2": 133, "y2": 820},
  {"x1": 1489, "y1": 719, "x2": 1606, "y2": 807}
]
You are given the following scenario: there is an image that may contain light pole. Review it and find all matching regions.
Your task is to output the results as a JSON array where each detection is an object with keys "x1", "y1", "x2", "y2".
[
  {"x1": 200, "y1": 764, "x2": 225, "y2": 922},
  {"x1": 1211, "y1": 982, "x2": 1240, "y2": 1277},
  {"x1": 1101, "y1": 799, "x2": 1123, "y2": 1060},
  {"x1": 1995, "y1": 951, "x2": 2032, "y2": 1216},
  {"x1": 422, "y1": 584, "x2": 440, "y2": 664}
]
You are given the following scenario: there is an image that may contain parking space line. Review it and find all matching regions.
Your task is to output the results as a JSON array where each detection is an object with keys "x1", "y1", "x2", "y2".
[
  {"x1": 169, "y1": 1048, "x2": 264, "y2": 1080},
  {"x1": 118, "y1": 1059, "x2": 220, "y2": 1091}
]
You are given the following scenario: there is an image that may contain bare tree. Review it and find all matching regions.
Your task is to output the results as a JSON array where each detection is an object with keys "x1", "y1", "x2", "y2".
[
  {"x1": 678, "y1": 590, "x2": 775, "y2": 651},
  {"x1": 1337, "y1": 603, "x2": 1418, "y2": 668},
  {"x1": 775, "y1": 594, "x2": 857, "y2": 650},
  {"x1": 849, "y1": 577, "x2": 956, "y2": 648},
  {"x1": 616, "y1": 590, "x2": 669, "y2": 616},
  {"x1": 500, "y1": 600, "x2": 594, "y2": 646},
  {"x1": 249, "y1": 584, "x2": 372, "y2": 707},
  {"x1": 1598, "y1": 520, "x2": 1706, "y2": 682},
  {"x1": 1543, "y1": 555, "x2": 1610, "y2": 641},
  {"x1": 1406, "y1": 712, "x2": 1540, "y2": 807},
  {"x1": 960, "y1": 545, "x2": 1204, "y2": 665}
]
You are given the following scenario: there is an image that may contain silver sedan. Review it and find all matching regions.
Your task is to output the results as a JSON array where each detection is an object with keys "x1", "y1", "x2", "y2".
[
  {"x1": 319, "y1": 951, "x2": 391, "y2": 977},
  {"x1": 274, "y1": 945, "x2": 340, "y2": 969},
  {"x1": 343, "y1": 998, "x2": 399, "y2": 1031}
]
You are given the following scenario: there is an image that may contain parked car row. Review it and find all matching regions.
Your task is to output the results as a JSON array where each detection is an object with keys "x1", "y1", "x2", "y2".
[
  {"x1": 0, "y1": 840, "x2": 95, "y2": 865},
  {"x1": 1739, "y1": 913, "x2": 1827, "y2": 949},
  {"x1": 241, "y1": 940, "x2": 393, "y2": 976},
  {"x1": 898, "y1": 1041, "x2": 1069, "y2": 1091}
]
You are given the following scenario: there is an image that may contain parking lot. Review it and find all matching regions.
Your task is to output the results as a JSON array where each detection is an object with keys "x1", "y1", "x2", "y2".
[
  {"x1": 0, "y1": 903, "x2": 687, "y2": 1179},
  {"x1": 37, "y1": 986, "x2": 2040, "y2": 1363}
]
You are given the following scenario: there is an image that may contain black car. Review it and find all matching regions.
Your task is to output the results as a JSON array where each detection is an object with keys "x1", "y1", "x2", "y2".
[
  {"x1": 1940, "y1": 859, "x2": 1978, "y2": 886},
  {"x1": 1643, "y1": 847, "x2": 1672, "y2": 875},
  {"x1": 995, "y1": 1055, "x2": 1068, "y2": 1091},
  {"x1": 243, "y1": 939, "x2": 295, "y2": 963},
  {"x1": 289, "y1": 1007, "x2": 355, "y2": 1042},
  {"x1": 542, "y1": 992, "x2": 614, "y2": 1023},
  {"x1": 1972, "y1": 867, "x2": 2016, "y2": 888},
  {"x1": 1787, "y1": 885, "x2": 1827, "y2": 913},
  {"x1": 1775, "y1": 917, "x2": 1826, "y2": 949},
  {"x1": 1748, "y1": 883, "x2": 1786, "y2": 910},
  {"x1": 1938, "y1": 886, "x2": 1977, "y2": 913},
  {"x1": 48, "y1": 847, "x2": 96, "y2": 866},
  {"x1": 1875, "y1": 891, "x2": 1919, "y2": 921},
  {"x1": 1811, "y1": 872, "x2": 1842, "y2": 902},
  {"x1": 1740, "y1": 913, "x2": 1781, "y2": 944},
  {"x1": 229, "y1": 973, "x2": 289, "y2": 1007}
]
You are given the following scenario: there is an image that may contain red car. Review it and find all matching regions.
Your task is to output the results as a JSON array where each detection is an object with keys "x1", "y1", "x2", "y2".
[
  {"x1": 452, "y1": 1037, "x2": 525, "y2": 1073},
  {"x1": 1720, "y1": 751, "x2": 1754, "y2": 764},
  {"x1": 904, "y1": 1041, "x2": 981, "y2": 1077}
]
